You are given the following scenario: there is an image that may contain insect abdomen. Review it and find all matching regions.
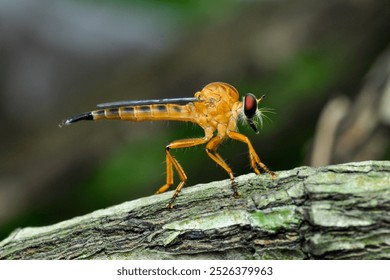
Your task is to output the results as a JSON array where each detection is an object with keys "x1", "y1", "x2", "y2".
[
  {"x1": 92, "y1": 104, "x2": 195, "y2": 122},
  {"x1": 60, "y1": 103, "x2": 196, "y2": 127}
]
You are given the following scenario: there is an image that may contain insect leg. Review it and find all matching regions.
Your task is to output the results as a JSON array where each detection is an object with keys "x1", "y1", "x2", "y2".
[
  {"x1": 156, "y1": 137, "x2": 210, "y2": 208},
  {"x1": 205, "y1": 137, "x2": 240, "y2": 197},
  {"x1": 227, "y1": 131, "x2": 276, "y2": 178},
  {"x1": 155, "y1": 156, "x2": 173, "y2": 194}
]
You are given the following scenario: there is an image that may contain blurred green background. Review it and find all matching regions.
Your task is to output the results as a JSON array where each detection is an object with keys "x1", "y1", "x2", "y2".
[{"x1": 1, "y1": 0, "x2": 389, "y2": 241}]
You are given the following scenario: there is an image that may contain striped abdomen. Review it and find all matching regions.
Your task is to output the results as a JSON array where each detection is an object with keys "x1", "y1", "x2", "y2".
[{"x1": 60, "y1": 103, "x2": 196, "y2": 126}]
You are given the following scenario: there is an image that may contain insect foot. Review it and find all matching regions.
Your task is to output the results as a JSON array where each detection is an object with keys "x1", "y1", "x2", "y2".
[{"x1": 230, "y1": 179, "x2": 241, "y2": 198}]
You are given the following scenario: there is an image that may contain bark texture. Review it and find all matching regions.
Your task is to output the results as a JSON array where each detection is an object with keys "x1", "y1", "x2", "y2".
[{"x1": 1, "y1": 160, "x2": 389, "y2": 260}]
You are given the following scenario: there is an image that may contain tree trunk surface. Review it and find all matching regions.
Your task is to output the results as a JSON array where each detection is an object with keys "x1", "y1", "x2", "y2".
[{"x1": 1, "y1": 160, "x2": 389, "y2": 260}]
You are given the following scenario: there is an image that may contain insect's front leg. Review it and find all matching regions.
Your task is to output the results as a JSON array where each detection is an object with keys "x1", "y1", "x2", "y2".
[{"x1": 227, "y1": 131, "x2": 276, "y2": 178}]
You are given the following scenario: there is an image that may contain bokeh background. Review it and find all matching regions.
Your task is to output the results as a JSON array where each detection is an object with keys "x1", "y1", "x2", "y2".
[{"x1": 1, "y1": 0, "x2": 389, "y2": 240}]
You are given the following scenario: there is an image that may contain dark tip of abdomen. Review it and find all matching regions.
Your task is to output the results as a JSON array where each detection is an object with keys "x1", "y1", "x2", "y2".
[{"x1": 59, "y1": 112, "x2": 93, "y2": 127}]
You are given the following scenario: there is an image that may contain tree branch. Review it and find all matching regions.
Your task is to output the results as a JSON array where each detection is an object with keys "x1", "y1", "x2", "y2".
[{"x1": 1, "y1": 160, "x2": 389, "y2": 260}]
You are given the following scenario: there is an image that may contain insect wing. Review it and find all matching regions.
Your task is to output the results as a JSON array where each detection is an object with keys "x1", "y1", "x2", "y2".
[{"x1": 97, "y1": 97, "x2": 201, "y2": 109}]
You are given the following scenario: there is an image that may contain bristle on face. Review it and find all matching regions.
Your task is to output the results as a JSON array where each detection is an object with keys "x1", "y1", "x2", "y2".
[{"x1": 59, "y1": 112, "x2": 93, "y2": 127}]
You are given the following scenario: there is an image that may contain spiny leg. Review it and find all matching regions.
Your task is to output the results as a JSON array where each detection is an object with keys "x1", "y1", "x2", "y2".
[
  {"x1": 156, "y1": 137, "x2": 210, "y2": 208},
  {"x1": 227, "y1": 131, "x2": 276, "y2": 178},
  {"x1": 155, "y1": 152, "x2": 174, "y2": 194},
  {"x1": 164, "y1": 149, "x2": 186, "y2": 208},
  {"x1": 205, "y1": 136, "x2": 240, "y2": 197}
]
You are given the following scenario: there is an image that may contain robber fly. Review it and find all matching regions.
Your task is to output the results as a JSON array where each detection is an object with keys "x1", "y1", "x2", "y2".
[{"x1": 60, "y1": 82, "x2": 275, "y2": 208}]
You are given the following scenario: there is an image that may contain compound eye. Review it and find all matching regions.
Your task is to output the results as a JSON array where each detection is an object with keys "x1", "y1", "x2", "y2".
[{"x1": 244, "y1": 93, "x2": 258, "y2": 119}]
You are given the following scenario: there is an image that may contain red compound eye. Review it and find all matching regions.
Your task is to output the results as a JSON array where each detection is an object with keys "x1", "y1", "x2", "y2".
[{"x1": 244, "y1": 93, "x2": 257, "y2": 119}]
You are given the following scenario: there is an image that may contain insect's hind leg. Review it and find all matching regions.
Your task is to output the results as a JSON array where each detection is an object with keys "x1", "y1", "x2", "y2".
[
  {"x1": 155, "y1": 154, "x2": 174, "y2": 194},
  {"x1": 205, "y1": 136, "x2": 240, "y2": 197},
  {"x1": 156, "y1": 137, "x2": 210, "y2": 208}
]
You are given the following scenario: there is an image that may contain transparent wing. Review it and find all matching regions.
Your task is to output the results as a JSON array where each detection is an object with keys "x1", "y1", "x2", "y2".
[{"x1": 97, "y1": 97, "x2": 202, "y2": 109}]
